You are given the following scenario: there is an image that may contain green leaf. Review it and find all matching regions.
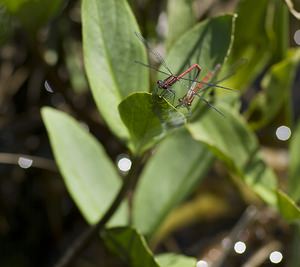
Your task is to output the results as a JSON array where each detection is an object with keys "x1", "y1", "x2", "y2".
[
  {"x1": 223, "y1": 0, "x2": 271, "y2": 89},
  {"x1": 103, "y1": 228, "x2": 198, "y2": 267},
  {"x1": 166, "y1": 0, "x2": 196, "y2": 50},
  {"x1": 82, "y1": 0, "x2": 149, "y2": 140},
  {"x1": 277, "y1": 190, "x2": 300, "y2": 223},
  {"x1": 266, "y1": 191, "x2": 300, "y2": 267},
  {"x1": 1, "y1": 0, "x2": 63, "y2": 33},
  {"x1": 0, "y1": 6, "x2": 13, "y2": 45},
  {"x1": 246, "y1": 49, "x2": 300, "y2": 129},
  {"x1": 133, "y1": 130, "x2": 214, "y2": 236},
  {"x1": 267, "y1": 0, "x2": 288, "y2": 61},
  {"x1": 41, "y1": 107, "x2": 128, "y2": 226},
  {"x1": 288, "y1": 222, "x2": 300, "y2": 267},
  {"x1": 187, "y1": 106, "x2": 277, "y2": 205},
  {"x1": 0, "y1": 0, "x2": 27, "y2": 11},
  {"x1": 156, "y1": 253, "x2": 197, "y2": 267},
  {"x1": 162, "y1": 15, "x2": 236, "y2": 99},
  {"x1": 288, "y1": 119, "x2": 300, "y2": 201},
  {"x1": 226, "y1": 0, "x2": 288, "y2": 91},
  {"x1": 101, "y1": 227, "x2": 159, "y2": 267},
  {"x1": 234, "y1": 0, "x2": 269, "y2": 50},
  {"x1": 118, "y1": 92, "x2": 186, "y2": 155}
]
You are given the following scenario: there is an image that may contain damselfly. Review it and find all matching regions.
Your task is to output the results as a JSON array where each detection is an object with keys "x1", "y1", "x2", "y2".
[
  {"x1": 134, "y1": 32, "x2": 235, "y2": 102},
  {"x1": 176, "y1": 64, "x2": 225, "y2": 116}
]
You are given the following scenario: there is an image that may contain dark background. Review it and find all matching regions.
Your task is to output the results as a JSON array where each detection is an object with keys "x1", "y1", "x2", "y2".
[{"x1": 0, "y1": 0, "x2": 300, "y2": 266}]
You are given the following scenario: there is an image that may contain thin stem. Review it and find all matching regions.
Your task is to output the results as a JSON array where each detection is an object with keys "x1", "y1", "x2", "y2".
[
  {"x1": 283, "y1": 0, "x2": 300, "y2": 20},
  {"x1": 241, "y1": 240, "x2": 281, "y2": 267},
  {"x1": 53, "y1": 156, "x2": 143, "y2": 267},
  {"x1": 211, "y1": 206, "x2": 258, "y2": 267},
  {"x1": 0, "y1": 153, "x2": 57, "y2": 172}
]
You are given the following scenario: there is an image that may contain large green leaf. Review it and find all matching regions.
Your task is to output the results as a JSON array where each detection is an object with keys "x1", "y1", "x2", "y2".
[
  {"x1": 288, "y1": 119, "x2": 300, "y2": 201},
  {"x1": 133, "y1": 130, "x2": 214, "y2": 236},
  {"x1": 223, "y1": 0, "x2": 271, "y2": 89},
  {"x1": 82, "y1": 0, "x2": 149, "y2": 140},
  {"x1": 118, "y1": 92, "x2": 186, "y2": 155},
  {"x1": 162, "y1": 15, "x2": 236, "y2": 100},
  {"x1": 246, "y1": 49, "x2": 300, "y2": 129},
  {"x1": 226, "y1": 1, "x2": 288, "y2": 90},
  {"x1": 268, "y1": 0, "x2": 288, "y2": 61},
  {"x1": 103, "y1": 227, "x2": 198, "y2": 267},
  {"x1": 41, "y1": 107, "x2": 128, "y2": 226},
  {"x1": 156, "y1": 253, "x2": 197, "y2": 267},
  {"x1": 166, "y1": 0, "x2": 196, "y2": 50},
  {"x1": 187, "y1": 106, "x2": 277, "y2": 205},
  {"x1": 0, "y1": 0, "x2": 27, "y2": 11},
  {"x1": 277, "y1": 190, "x2": 300, "y2": 223},
  {"x1": 101, "y1": 227, "x2": 159, "y2": 267},
  {"x1": 1, "y1": 0, "x2": 63, "y2": 33}
]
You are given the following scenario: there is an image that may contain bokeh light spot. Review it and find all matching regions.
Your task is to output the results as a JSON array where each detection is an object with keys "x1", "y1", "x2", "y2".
[
  {"x1": 44, "y1": 81, "x2": 54, "y2": 93},
  {"x1": 234, "y1": 241, "x2": 246, "y2": 254},
  {"x1": 196, "y1": 260, "x2": 208, "y2": 267},
  {"x1": 44, "y1": 50, "x2": 58, "y2": 65},
  {"x1": 294, "y1": 30, "x2": 300, "y2": 45},
  {"x1": 117, "y1": 156, "x2": 132, "y2": 172},
  {"x1": 276, "y1": 125, "x2": 291, "y2": 141},
  {"x1": 18, "y1": 157, "x2": 33, "y2": 169},
  {"x1": 269, "y1": 251, "x2": 283, "y2": 264}
]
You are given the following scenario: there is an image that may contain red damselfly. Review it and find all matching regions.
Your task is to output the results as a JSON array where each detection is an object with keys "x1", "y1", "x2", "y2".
[
  {"x1": 176, "y1": 64, "x2": 225, "y2": 116},
  {"x1": 134, "y1": 32, "x2": 235, "y2": 102},
  {"x1": 176, "y1": 58, "x2": 247, "y2": 116}
]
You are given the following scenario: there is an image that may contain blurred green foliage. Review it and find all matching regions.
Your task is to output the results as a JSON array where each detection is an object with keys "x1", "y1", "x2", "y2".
[
  {"x1": 1, "y1": 0, "x2": 63, "y2": 33},
  {"x1": 1, "y1": 0, "x2": 300, "y2": 266}
]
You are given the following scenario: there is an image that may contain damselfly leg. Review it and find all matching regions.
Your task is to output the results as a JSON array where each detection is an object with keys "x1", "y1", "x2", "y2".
[
  {"x1": 134, "y1": 32, "x2": 243, "y2": 114},
  {"x1": 135, "y1": 32, "x2": 202, "y2": 103},
  {"x1": 176, "y1": 64, "x2": 224, "y2": 116}
]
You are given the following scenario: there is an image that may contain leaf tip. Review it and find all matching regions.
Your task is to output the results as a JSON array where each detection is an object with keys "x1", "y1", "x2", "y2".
[
  {"x1": 41, "y1": 106, "x2": 54, "y2": 120},
  {"x1": 41, "y1": 107, "x2": 65, "y2": 127}
]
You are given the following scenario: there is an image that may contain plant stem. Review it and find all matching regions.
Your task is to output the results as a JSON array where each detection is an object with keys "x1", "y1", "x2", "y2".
[
  {"x1": 53, "y1": 156, "x2": 142, "y2": 267},
  {"x1": 284, "y1": 0, "x2": 300, "y2": 20},
  {"x1": 0, "y1": 153, "x2": 57, "y2": 172}
]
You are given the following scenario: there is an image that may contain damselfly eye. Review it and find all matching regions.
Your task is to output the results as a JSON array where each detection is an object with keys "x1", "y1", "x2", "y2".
[{"x1": 157, "y1": 80, "x2": 163, "y2": 86}]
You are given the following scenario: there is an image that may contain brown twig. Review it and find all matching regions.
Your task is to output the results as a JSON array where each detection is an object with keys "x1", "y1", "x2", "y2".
[
  {"x1": 0, "y1": 152, "x2": 57, "y2": 172},
  {"x1": 242, "y1": 240, "x2": 282, "y2": 267},
  {"x1": 211, "y1": 206, "x2": 258, "y2": 267},
  {"x1": 53, "y1": 156, "x2": 143, "y2": 267},
  {"x1": 283, "y1": 0, "x2": 300, "y2": 20}
]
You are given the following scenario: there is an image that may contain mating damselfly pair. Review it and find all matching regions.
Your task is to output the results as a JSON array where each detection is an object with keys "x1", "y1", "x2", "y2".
[{"x1": 135, "y1": 32, "x2": 243, "y2": 117}]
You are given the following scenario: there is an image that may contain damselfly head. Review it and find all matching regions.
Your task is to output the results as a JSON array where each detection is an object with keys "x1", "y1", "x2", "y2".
[
  {"x1": 215, "y1": 63, "x2": 222, "y2": 71},
  {"x1": 176, "y1": 98, "x2": 188, "y2": 108},
  {"x1": 157, "y1": 80, "x2": 166, "y2": 89}
]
